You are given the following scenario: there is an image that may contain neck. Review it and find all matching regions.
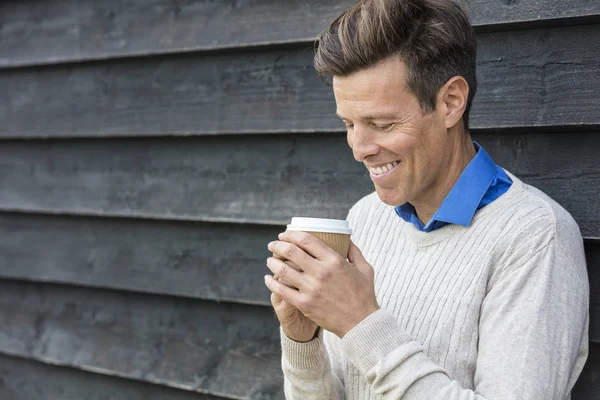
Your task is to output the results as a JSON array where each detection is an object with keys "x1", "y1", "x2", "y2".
[{"x1": 414, "y1": 133, "x2": 476, "y2": 224}]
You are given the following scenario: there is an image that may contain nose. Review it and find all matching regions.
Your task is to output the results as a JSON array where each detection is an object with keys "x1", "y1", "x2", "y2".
[{"x1": 347, "y1": 125, "x2": 380, "y2": 162}]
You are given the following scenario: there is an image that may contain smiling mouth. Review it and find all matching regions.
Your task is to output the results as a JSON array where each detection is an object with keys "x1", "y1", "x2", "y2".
[{"x1": 368, "y1": 161, "x2": 400, "y2": 176}]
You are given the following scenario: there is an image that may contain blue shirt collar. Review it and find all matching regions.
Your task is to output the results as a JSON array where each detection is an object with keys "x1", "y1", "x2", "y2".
[{"x1": 395, "y1": 142, "x2": 498, "y2": 229}]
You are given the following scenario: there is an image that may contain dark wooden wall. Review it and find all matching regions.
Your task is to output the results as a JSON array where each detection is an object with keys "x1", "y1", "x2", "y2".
[{"x1": 1, "y1": 1, "x2": 599, "y2": 398}]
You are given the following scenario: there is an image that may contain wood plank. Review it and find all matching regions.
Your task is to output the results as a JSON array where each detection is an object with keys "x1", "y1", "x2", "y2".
[
  {"x1": 2, "y1": 23, "x2": 600, "y2": 138},
  {"x1": 1, "y1": 0, "x2": 599, "y2": 68},
  {"x1": 572, "y1": 342, "x2": 600, "y2": 400},
  {"x1": 0, "y1": 280, "x2": 284, "y2": 399},
  {"x1": 0, "y1": 132, "x2": 598, "y2": 236},
  {"x1": 0, "y1": 212, "x2": 278, "y2": 305},
  {"x1": 0, "y1": 347, "x2": 597, "y2": 400},
  {"x1": 0, "y1": 353, "x2": 224, "y2": 400},
  {"x1": 0, "y1": 280, "x2": 596, "y2": 399},
  {"x1": 0, "y1": 213, "x2": 598, "y2": 314}
]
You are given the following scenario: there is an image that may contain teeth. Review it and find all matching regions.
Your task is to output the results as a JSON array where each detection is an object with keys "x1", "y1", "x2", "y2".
[{"x1": 370, "y1": 161, "x2": 400, "y2": 176}]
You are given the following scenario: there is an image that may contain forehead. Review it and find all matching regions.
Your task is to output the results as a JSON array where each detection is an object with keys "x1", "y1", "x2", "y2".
[{"x1": 332, "y1": 57, "x2": 414, "y2": 117}]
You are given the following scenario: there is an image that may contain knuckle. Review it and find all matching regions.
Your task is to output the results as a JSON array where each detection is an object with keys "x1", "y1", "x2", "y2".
[
  {"x1": 278, "y1": 262, "x2": 289, "y2": 278},
  {"x1": 332, "y1": 257, "x2": 345, "y2": 270},
  {"x1": 299, "y1": 233, "x2": 313, "y2": 247},
  {"x1": 284, "y1": 243, "x2": 296, "y2": 257},
  {"x1": 317, "y1": 267, "x2": 331, "y2": 280},
  {"x1": 297, "y1": 298, "x2": 310, "y2": 311}
]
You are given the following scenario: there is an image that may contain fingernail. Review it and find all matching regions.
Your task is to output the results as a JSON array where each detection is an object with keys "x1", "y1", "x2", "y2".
[
  {"x1": 267, "y1": 241, "x2": 274, "y2": 249},
  {"x1": 264, "y1": 275, "x2": 271, "y2": 283},
  {"x1": 266, "y1": 257, "x2": 272, "y2": 265},
  {"x1": 278, "y1": 232, "x2": 285, "y2": 239}
]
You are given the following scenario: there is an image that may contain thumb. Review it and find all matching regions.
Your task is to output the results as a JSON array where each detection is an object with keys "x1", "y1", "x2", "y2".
[
  {"x1": 348, "y1": 240, "x2": 372, "y2": 273},
  {"x1": 347, "y1": 240, "x2": 364, "y2": 263},
  {"x1": 271, "y1": 291, "x2": 284, "y2": 308}
]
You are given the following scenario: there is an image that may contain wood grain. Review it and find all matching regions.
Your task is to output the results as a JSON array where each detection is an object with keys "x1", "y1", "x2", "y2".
[
  {"x1": 0, "y1": 212, "x2": 278, "y2": 305},
  {"x1": 0, "y1": 279, "x2": 597, "y2": 398},
  {"x1": 0, "y1": 281, "x2": 284, "y2": 399},
  {"x1": 0, "y1": 353, "x2": 225, "y2": 400},
  {"x1": 0, "y1": 213, "x2": 598, "y2": 319},
  {"x1": 0, "y1": 132, "x2": 598, "y2": 236},
  {"x1": 1, "y1": 0, "x2": 599, "y2": 67},
  {"x1": 2, "y1": 24, "x2": 600, "y2": 138}
]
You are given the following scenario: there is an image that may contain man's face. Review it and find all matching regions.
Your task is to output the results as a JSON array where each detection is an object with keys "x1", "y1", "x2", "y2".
[{"x1": 333, "y1": 57, "x2": 450, "y2": 208}]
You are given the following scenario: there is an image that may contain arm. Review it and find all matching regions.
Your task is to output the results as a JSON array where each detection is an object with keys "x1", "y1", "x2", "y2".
[
  {"x1": 281, "y1": 328, "x2": 346, "y2": 399},
  {"x1": 340, "y1": 239, "x2": 589, "y2": 399}
]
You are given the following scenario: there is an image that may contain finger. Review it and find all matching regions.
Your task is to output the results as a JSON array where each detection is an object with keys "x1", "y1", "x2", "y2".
[
  {"x1": 348, "y1": 240, "x2": 374, "y2": 277},
  {"x1": 266, "y1": 257, "x2": 305, "y2": 290},
  {"x1": 268, "y1": 239, "x2": 318, "y2": 273},
  {"x1": 270, "y1": 292, "x2": 283, "y2": 308},
  {"x1": 264, "y1": 275, "x2": 303, "y2": 308},
  {"x1": 285, "y1": 259, "x2": 302, "y2": 272},
  {"x1": 347, "y1": 240, "x2": 364, "y2": 264},
  {"x1": 278, "y1": 231, "x2": 338, "y2": 262},
  {"x1": 272, "y1": 255, "x2": 303, "y2": 272}
]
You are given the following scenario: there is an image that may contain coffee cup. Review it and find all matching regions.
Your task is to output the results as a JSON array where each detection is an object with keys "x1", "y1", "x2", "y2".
[{"x1": 285, "y1": 217, "x2": 353, "y2": 258}]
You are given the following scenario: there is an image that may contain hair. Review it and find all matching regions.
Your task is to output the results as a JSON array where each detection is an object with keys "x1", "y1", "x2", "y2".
[{"x1": 314, "y1": 0, "x2": 477, "y2": 131}]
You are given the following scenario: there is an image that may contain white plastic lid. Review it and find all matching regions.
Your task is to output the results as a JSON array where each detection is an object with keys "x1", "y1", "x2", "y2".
[{"x1": 286, "y1": 217, "x2": 352, "y2": 235}]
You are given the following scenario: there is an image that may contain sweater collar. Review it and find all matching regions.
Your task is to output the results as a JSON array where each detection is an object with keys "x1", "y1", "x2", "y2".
[
  {"x1": 395, "y1": 142, "x2": 497, "y2": 230},
  {"x1": 404, "y1": 172, "x2": 525, "y2": 246}
]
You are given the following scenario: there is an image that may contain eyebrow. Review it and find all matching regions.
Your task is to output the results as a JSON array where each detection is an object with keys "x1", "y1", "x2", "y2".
[{"x1": 336, "y1": 112, "x2": 398, "y2": 121}]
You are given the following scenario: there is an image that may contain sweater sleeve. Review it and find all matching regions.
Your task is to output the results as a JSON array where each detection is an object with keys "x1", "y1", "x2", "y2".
[
  {"x1": 340, "y1": 239, "x2": 589, "y2": 399},
  {"x1": 281, "y1": 327, "x2": 346, "y2": 399}
]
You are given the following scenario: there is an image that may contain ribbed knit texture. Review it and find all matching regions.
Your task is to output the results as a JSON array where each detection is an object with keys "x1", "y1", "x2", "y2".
[{"x1": 280, "y1": 173, "x2": 589, "y2": 399}]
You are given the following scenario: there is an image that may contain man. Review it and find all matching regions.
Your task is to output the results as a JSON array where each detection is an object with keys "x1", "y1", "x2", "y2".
[{"x1": 263, "y1": 0, "x2": 589, "y2": 398}]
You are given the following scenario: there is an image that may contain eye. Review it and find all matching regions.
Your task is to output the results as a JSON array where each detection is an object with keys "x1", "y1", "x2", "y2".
[
  {"x1": 344, "y1": 122, "x2": 354, "y2": 130},
  {"x1": 371, "y1": 123, "x2": 392, "y2": 131}
]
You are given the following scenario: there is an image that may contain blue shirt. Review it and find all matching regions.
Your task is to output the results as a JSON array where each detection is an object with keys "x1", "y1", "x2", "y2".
[{"x1": 395, "y1": 143, "x2": 512, "y2": 232}]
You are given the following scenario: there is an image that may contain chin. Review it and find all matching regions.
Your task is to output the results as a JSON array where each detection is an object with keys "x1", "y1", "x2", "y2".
[{"x1": 374, "y1": 187, "x2": 406, "y2": 207}]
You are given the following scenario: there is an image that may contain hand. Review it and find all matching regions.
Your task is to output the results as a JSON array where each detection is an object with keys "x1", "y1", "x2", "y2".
[
  {"x1": 264, "y1": 231, "x2": 379, "y2": 338},
  {"x1": 270, "y1": 283, "x2": 319, "y2": 343},
  {"x1": 268, "y1": 255, "x2": 318, "y2": 342}
]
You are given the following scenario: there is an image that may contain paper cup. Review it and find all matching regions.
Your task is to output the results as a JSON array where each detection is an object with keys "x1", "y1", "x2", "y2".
[{"x1": 286, "y1": 217, "x2": 352, "y2": 258}]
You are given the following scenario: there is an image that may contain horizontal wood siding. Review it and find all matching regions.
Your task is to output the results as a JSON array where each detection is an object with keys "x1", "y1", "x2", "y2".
[
  {"x1": 1, "y1": 0, "x2": 599, "y2": 67},
  {"x1": 1, "y1": 0, "x2": 598, "y2": 398},
  {"x1": 0, "y1": 281, "x2": 283, "y2": 399},
  {"x1": 0, "y1": 354, "x2": 224, "y2": 400},
  {"x1": 0, "y1": 132, "x2": 598, "y2": 236},
  {"x1": 0, "y1": 214, "x2": 598, "y2": 329},
  {"x1": 0, "y1": 213, "x2": 276, "y2": 305},
  {"x1": 2, "y1": 23, "x2": 600, "y2": 138}
]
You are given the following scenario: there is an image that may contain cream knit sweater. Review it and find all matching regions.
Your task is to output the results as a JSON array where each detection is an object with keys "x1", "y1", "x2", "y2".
[{"x1": 280, "y1": 173, "x2": 589, "y2": 399}]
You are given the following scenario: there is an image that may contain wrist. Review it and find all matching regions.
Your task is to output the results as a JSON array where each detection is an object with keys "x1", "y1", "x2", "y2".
[
  {"x1": 339, "y1": 305, "x2": 380, "y2": 338},
  {"x1": 284, "y1": 326, "x2": 320, "y2": 343}
]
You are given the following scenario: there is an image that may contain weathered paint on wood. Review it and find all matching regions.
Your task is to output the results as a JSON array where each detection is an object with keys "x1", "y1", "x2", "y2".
[
  {"x1": 0, "y1": 280, "x2": 284, "y2": 399},
  {"x1": 0, "y1": 132, "x2": 598, "y2": 236},
  {"x1": 0, "y1": 354, "x2": 225, "y2": 400},
  {"x1": 1, "y1": 0, "x2": 599, "y2": 68},
  {"x1": 0, "y1": 213, "x2": 598, "y2": 322},
  {"x1": 0, "y1": 279, "x2": 597, "y2": 399},
  {"x1": 2, "y1": 24, "x2": 600, "y2": 138},
  {"x1": 572, "y1": 343, "x2": 600, "y2": 400},
  {"x1": 0, "y1": 213, "x2": 277, "y2": 305}
]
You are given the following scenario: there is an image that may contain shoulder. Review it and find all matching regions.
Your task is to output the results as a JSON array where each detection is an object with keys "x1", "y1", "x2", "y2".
[{"x1": 491, "y1": 172, "x2": 586, "y2": 279}]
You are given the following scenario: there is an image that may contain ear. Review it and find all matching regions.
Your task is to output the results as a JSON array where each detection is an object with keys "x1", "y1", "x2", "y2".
[{"x1": 437, "y1": 76, "x2": 469, "y2": 131}]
